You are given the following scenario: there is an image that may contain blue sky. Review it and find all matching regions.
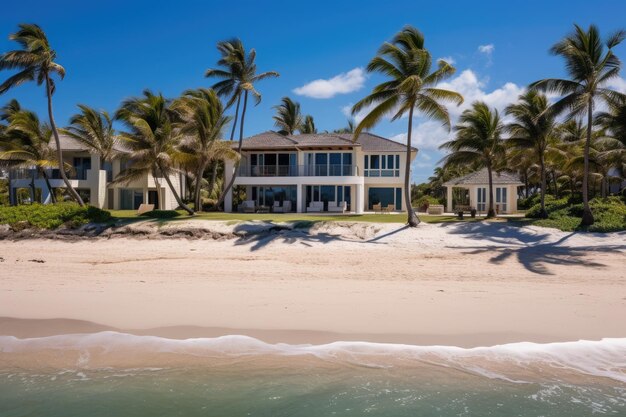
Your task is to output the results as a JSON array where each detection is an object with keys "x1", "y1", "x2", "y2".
[{"x1": 2, "y1": 0, "x2": 626, "y2": 183}]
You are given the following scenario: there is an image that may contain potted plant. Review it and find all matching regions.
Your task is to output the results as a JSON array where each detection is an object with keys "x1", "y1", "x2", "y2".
[
  {"x1": 470, "y1": 208, "x2": 477, "y2": 218},
  {"x1": 457, "y1": 210, "x2": 464, "y2": 220}
]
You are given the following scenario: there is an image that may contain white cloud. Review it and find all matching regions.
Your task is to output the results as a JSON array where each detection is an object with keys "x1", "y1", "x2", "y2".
[
  {"x1": 478, "y1": 44, "x2": 494, "y2": 55},
  {"x1": 341, "y1": 102, "x2": 374, "y2": 124},
  {"x1": 605, "y1": 76, "x2": 626, "y2": 93},
  {"x1": 438, "y1": 56, "x2": 456, "y2": 65},
  {"x1": 293, "y1": 68, "x2": 366, "y2": 99},
  {"x1": 390, "y1": 121, "x2": 452, "y2": 151}
]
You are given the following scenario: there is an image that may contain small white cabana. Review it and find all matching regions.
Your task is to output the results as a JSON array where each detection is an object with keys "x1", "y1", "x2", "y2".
[{"x1": 443, "y1": 168, "x2": 523, "y2": 215}]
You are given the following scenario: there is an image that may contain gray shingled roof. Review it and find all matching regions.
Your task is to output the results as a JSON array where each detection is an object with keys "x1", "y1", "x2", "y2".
[
  {"x1": 51, "y1": 134, "x2": 129, "y2": 153},
  {"x1": 236, "y1": 131, "x2": 415, "y2": 152},
  {"x1": 443, "y1": 168, "x2": 523, "y2": 186}
]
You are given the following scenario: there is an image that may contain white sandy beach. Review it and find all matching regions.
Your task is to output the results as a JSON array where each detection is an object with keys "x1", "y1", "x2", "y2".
[{"x1": 0, "y1": 220, "x2": 624, "y2": 347}]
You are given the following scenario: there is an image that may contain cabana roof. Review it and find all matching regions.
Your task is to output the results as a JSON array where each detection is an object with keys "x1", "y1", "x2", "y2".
[{"x1": 443, "y1": 168, "x2": 523, "y2": 187}]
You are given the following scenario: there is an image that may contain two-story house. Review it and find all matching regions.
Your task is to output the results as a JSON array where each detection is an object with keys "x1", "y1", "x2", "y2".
[
  {"x1": 7, "y1": 135, "x2": 184, "y2": 210},
  {"x1": 223, "y1": 131, "x2": 416, "y2": 213}
]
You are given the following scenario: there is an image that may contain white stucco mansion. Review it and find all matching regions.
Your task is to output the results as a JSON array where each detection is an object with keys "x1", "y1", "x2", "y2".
[{"x1": 223, "y1": 131, "x2": 417, "y2": 213}]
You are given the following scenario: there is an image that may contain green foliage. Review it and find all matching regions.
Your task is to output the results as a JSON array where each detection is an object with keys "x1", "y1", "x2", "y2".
[
  {"x1": 140, "y1": 210, "x2": 181, "y2": 219},
  {"x1": 414, "y1": 195, "x2": 441, "y2": 210},
  {"x1": 525, "y1": 195, "x2": 568, "y2": 218},
  {"x1": 529, "y1": 197, "x2": 626, "y2": 232},
  {"x1": 0, "y1": 179, "x2": 9, "y2": 206},
  {"x1": 0, "y1": 203, "x2": 111, "y2": 229}
]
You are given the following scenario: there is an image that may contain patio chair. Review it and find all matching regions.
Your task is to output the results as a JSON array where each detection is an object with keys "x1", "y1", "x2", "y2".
[
  {"x1": 240, "y1": 200, "x2": 256, "y2": 213},
  {"x1": 383, "y1": 204, "x2": 394, "y2": 214},
  {"x1": 307, "y1": 201, "x2": 323, "y2": 212},
  {"x1": 282, "y1": 200, "x2": 292, "y2": 212},
  {"x1": 427, "y1": 204, "x2": 444, "y2": 215},
  {"x1": 328, "y1": 201, "x2": 347, "y2": 213},
  {"x1": 372, "y1": 203, "x2": 382, "y2": 213},
  {"x1": 273, "y1": 201, "x2": 283, "y2": 213}
]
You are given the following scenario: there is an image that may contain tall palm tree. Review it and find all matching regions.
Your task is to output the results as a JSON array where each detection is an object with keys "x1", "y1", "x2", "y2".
[
  {"x1": 352, "y1": 26, "x2": 463, "y2": 226},
  {"x1": 300, "y1": 115, "x2": 317, "y2": 134},
  {"x1": 115, "y1": 90, "x2": 193, "y2": 215},
  {"x1": 62, "y1": 104, "x2": 118, "y2": 163},
  {"x1": 0, "y1": 23, "x2": 84, "y2": 205},
  {"x1": 440, "y1": 102, "x2": 505, "y2": 218},
  {"x1": 272, "y1": 97, "x2": 303, "y2": 135},
  {"x1": 0, "y1": 100, "x2": 60, "y2": 203},
  {"x1": 505, "y1": 91, "x2": 558, "y2": 218},
  {"x1": 205, "y1": 38, "x2": 279, "y2": 210},
  {"x1": 173, "y1": 88, "x2": 233, "y2": 211},
  {"x1": 530, "y1": 24, "x2": 626, "y2": 225}
]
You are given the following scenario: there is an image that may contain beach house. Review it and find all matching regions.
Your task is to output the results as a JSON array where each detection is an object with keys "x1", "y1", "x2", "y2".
[
  {"x1": 7, "y1": 135, "x2": 184, "y2": 210},
  {"x1": 223, "y1": 131, "x2": 417, "y2": 213}
]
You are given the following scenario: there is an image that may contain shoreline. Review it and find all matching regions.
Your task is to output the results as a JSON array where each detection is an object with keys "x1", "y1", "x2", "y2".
[{"x1": 0, "y1": 221, "x2": 624, "y2": 347}]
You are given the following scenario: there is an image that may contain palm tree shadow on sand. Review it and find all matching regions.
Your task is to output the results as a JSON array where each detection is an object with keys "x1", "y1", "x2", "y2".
[
  {"x1": 232, "y1": 222, "x2": 346, "y2": 251},
  {"x1": 440, "y1": 222, "x2": 626, "y2": 275}
]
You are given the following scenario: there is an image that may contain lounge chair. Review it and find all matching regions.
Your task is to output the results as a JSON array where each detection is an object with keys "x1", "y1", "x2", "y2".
[
  {"x1": 273, "y1": 200, "x2": 292, "y2": 213},
  {"x1": 137, "y1": 203, "x2": 155, "y2": 215},
  {"x1": 307, "y1": 201, "x2": 323, "y2": 212},
  {"x1": 372, "y1": 203, "x2": 382, "y2": 213},
  {"x1": 239, "y1": 200, "x2": 256, "y2": 213},
  {"x1": 328, "y1": 201, "x2": 347, "y2": 213},
  {"x1": 383, "y1": 204, "x2": 394, "y2": 214}
]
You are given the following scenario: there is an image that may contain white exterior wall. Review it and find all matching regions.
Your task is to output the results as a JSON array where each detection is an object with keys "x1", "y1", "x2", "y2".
[{"x1": 446, "y1": 184, "x2": 521, "y2": 214}]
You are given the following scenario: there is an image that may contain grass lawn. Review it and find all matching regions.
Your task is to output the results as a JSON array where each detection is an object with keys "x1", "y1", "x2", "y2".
[{"x1": 107, "y1": 210, "x2": 501, "y2": 225}]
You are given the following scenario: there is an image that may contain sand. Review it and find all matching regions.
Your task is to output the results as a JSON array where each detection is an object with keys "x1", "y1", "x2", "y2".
[{"x1": 0, "y1": 220, "x2": 624, "y2": 347}]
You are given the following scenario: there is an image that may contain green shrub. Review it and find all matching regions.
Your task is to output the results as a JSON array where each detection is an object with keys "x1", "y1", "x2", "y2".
[
  {"x1": 414, "y1": 195, "x2": 441, "y2": 210},
  {"x1": 0, "y1": 203, "x2": 112, "y2": 229},
  {"x1": 525, "y1": 197, "x2": 569, "y2": 218},
  {"x1": 140, "y1": 210, "x2": 181, "y2": 219},
  {"x1": 531, "y1": 197, "x2": 626, "y2": 232}
]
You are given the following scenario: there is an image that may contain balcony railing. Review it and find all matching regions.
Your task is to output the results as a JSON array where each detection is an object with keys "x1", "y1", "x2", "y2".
[
  {"x1": 364, "y1": 169, "x2": 400, "y2": 178},
  {"x1": 238, "y1": 164, "x2": 358, "y2": 177},
  {"x1": 50, "y1": 168, "x2": 88, "y2": 180},
  {"x1": 9, "y1": 168, "x2": 37, "y2": 180}
]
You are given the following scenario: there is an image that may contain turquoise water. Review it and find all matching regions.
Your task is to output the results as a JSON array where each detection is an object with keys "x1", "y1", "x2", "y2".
[{"x1": 1, "y1": 333, "x2": 625, "y2": 416}]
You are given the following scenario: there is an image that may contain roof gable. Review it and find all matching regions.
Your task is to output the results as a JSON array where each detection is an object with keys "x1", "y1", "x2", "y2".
[{"x1": 443, "y1": 168, "x2": 523, "y2": 186}]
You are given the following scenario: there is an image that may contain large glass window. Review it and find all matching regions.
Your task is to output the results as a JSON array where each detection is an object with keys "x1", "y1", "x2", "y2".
[
  {"x1": 477, "y1": 187, "x2": 487, "y2": 212},
  {"x1": 368, "y1": 187, "x2": 395, "y2": 209},
  {"x1": 364, "y1": 154, "x2": 400, "y2": 177},
  {"x1": 496, "y1": 187, "x2": 507, "y2": 212},
  {"x1": 306, "y1": 185, "x2": 352, "y2": 211}
]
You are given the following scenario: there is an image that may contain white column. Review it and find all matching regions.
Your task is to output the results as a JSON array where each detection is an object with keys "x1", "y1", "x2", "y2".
[
  {"x1": 296, "y1": 183, "x2": 304, "y2": 213},
  {"x1": 446, "y1": 186, "x2": 453, "y2": 213},
  {"x1": 356, "y1": 183, "x2": 364, "y2": 214}
]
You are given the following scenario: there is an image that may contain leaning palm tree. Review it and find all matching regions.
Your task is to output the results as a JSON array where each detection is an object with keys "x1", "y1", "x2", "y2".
[
  {"x1": 0, "y1": 23, "x2": 84, "y2": 205},
  {"x1": 272, "y1": 97, "x2": 303, "y2": 135},
  {"x1": 205, "y1": 38, "x2": 279, "y2": 210},
  {"x1": 62, "y1": 104, "x2": 118, "y2": 163},
  {"x1": 352, "y1": 26, "x2": 463, "y2": 226},
  {"x1": 505, "y1": 91, "x2": 558, "y2": 218},
  {"x1": 440, "y1": 102, "x2": 505, "y2": 218},
  {"x1": 173, "y1": 88, "x2": 233, "y2": 211},
  {"x1": 0, "y1": 100, "x2": 60, "y2": 203},
  {"x1": 300, "y1": 115, "x2": 317, "y2": 134},
  {"x1": 529, "y1": 24, "x2": 626, "y2": 225},
  {"x1": 115, "y1": 90, "x2": 193, "y2": 215}
]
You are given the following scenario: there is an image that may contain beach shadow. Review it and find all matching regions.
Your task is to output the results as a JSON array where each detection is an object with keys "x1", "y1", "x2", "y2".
[
  {"x1": 441, "y1": 222, "x2": 626, "y2": 275},
  {"x1": 364, "y1": 225, "x2": 410, "y2": 244},
  {"x1": 232, "y1": 221, "x2": 346, "y2": 251}
]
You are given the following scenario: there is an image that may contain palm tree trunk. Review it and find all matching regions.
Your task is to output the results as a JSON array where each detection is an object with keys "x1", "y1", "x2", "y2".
[
  {"x1": 152, "y1": 172, "x2": 161, "y2": 209},
  {"x1": 194, "y1": 161, "x2": 209, "y2": 211},
  {"x1": 45, "y1": 74, "x2": 84, "y2": 206},
  {"x1": 524, "y1": 171, "x2": 529, "y2": 198},
  {"x1": 581, "y1": 101, "x2": 594, "y2": 226},
  {"x1": 158, "y1": 164, "x2": 194, "y2": 215},
  {"x1": 539, "y1": 155, "x2": 547, "y2": 218},
  {"x1": 207, "y1": 161, "x2": 218, "y2": 199},
  {"x1": 405, "y1": 106, "x2": 419, "y2": 227},
  {"x1": 229, "y1": 94, "x2": 241, "y2": 141},
  {"x1": 217, "y1": 90, "x2": 248, "y2": 211},
  {"x1": 40, "y1": 169, "x2": 57, "y2": 204},
  {"x1": 487, "y1": 164, "x2": 496, "y2": 218},
  {"x1": 551, "y1": 170, "x2": 559, "y2": 198}
]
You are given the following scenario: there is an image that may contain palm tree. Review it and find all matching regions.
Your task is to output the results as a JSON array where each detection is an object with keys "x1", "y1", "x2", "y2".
[
  {"x1": 352, "y1": 26, "x2": 463, "y2": 226},
  {"x1": 205, "y1": 38, "x2": 279, "y2": 210},
  {"x1": 0, "y1": 99, "x2": 60, "y2": 203},
  {"x1": 440, "y1": 102, "x2": 505, "y2": 218},
  {"x1": 0, "y1": 23, "x2": 84, "y2": 205},
  {"x1": 332, "y1": 119, "x2": 355, "y2": 134},
  {"x1": 62, "y1": 105, "x2": 118, "y2": 163},
  {"x1": 173, "y1": 88, "x2": 234, "y2": 211},
  {"x1": 272, "y1": 97, "x2": 302, "y2": 135},
  {"x1": 115, "y1": 90, "x2": 193, "y2": 215},
  {"x1": 300, "y1": 115, "x2": 317, "y2": 134},
  {"x1": 530, "y1": 24, "x2": 626, "y2": 225},
  {"x1": 505, "y1": 91, "x2": 558, "y2": 218}
]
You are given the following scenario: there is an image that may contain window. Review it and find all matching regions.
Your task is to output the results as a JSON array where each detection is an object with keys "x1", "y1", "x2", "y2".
[
  {"x1": 364, "y1": 154, "x2": 400, "y2": 177},
  {"x1": 395, "y1": 188, "x2": 402, "y2": 210},
  {"x1": 477, "y1": 187, "x2": 487, "y2": 212},
  {"x1": 496, "y1": 187, "x2": 508, "y2": 213}
]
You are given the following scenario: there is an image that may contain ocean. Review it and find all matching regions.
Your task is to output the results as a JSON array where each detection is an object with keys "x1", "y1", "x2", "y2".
[{"x1": 1, "y1": 333, "x2": 625, "y2": 416}]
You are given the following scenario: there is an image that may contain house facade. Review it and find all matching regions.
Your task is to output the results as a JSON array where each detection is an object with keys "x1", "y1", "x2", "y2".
[
  {"x1": 443, "y1": 168, "x2": 523, "y2": 214},
  {"x1": 7, "y1": 135, "x2": 184, "y2": 210},
  {"x1": 223, "y1": 131, "x2": 417, "y2": 213}
]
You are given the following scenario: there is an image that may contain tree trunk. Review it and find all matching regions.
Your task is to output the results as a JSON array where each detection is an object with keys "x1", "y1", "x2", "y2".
[
  {"x1": 580, "y1": 101, "x2": 594, "y2": 226},
  {"x1": 551, "y1": 170, "x2": 559, "y2": 198},
  {"x1": 40, "y1": 169, "x2": 57, "y2": 204},
  {"x1": 152, "y1": 171, "x2": 161, "y2": 210},
  {"x1": 45, "y1": 74, "x2": 84, "y2": 206},
  {"x1": 159, "y1": 164, "x2": 194, "y2": 215},
  {"x1": 538, "y1": 154, "x2": 548, "y2": 218},
  {"x1": 601, "y1": 176, "x2": 607, "y2": 198},
  {"x1": 524, "y1": 171, "x2": 529, "y2": 198},
  {"x1": 229, "y1": 94, "x2": 241, "y2": 141},
  {"x1": 404, "y1": 106, "x2": 420, "y2": 226},
  {"x1": 216, "y1": 90, "x2": 248, "y2": 211},
  {"x1": 487, "y1": 164, "x2": 496, "y2": 218},
  {"x1": 194, "y1": 160, "x2": 209, "y2": 211}
]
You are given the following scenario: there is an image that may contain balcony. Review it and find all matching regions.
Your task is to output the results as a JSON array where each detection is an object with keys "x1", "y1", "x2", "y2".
[{"x1": 238, "y1": 164, "x2": 358, "y2": 177}]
